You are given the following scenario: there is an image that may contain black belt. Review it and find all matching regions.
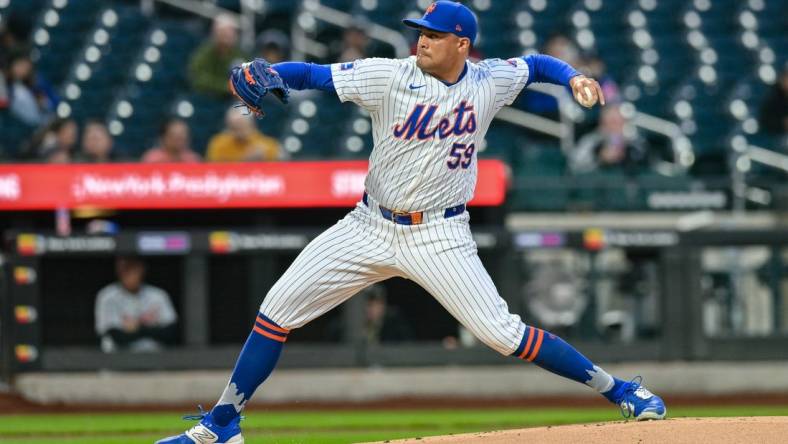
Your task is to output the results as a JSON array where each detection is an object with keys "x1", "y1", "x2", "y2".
[{"x1": 362, "y1": 192, "x2": 465, "y2": 225}]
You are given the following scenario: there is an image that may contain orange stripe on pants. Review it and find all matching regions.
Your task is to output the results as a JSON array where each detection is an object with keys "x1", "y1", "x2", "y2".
[
  {"x1": 517, "y1": 327, "x2": 534, "y2": 360},
  {"x1": 526, "y1": 329, "x2": 544, "y2": 362},
  {"x1": 256, "y1": 316, "x2": 289, "y2": 334},
  {"x1": 253, "y1": 325, "x2": 287, "y2": 342}
]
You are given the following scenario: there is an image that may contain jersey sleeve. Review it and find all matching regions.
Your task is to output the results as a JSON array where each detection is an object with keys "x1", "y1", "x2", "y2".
[
  {"x1": 482, "y1": 57, "x2": 531, "y2": 108},
  {"x1": 330, "y1": 58, "x2": 402, "y2": 112},
  {"x1": 95, "y1": 286, "x2": 121, "y2": 335},
  {"x1": 150, "y1": 286, "x2": 178, "y2": 326}
]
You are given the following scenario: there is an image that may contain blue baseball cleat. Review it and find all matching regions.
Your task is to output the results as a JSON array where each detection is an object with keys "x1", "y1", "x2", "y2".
[
  {"x1": 617, "y1": 377, "x2": 667, "y2": 420},
  {"x1": 156, "y1": 406, "x2": 244, "y2": 444}
]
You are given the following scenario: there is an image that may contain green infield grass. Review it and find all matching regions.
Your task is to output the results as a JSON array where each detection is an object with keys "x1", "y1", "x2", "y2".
[{"x1": 1, "y1": 405, "x2": 787, "y2": 444}]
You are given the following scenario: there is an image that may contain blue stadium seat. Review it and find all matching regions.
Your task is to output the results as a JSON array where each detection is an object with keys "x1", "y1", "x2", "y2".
[
  {"x1": 321, "y1": 0, "x2": 354, "y2": 11},
  {"x1": 571, "y1": 170, "x2": 636, "y2": 211},
  {"x1": 176, "y1": 93, "x2": 232, "y2": 156},
  {"x1": 33, "y1": 0, "x2": 103, "y2": 85},
  {"x1": 0, "y1": 0, "x2": 47, "y2": 20},
  {"x1": 108, "y1": 20, "x2": 203, "y2": 155},
  {"x1": 336, "y1": 103, "x2": 373, "y2": 159},
  {"x1": 510, "y1": 142, "x2": 568, "y2": 211},
  {"x1": 353, "y1": 1, "x2": 410, "y2": 29},
  {"x1": 480, "y1": 124, "x2": 522, "y2": 165},
  {"x1": 0, "y1": 0, "x2": 775, "y2": 200},
  {"x1": 633, "y1": 171, "x2": 694, "y2": 210},
  {"x1": 278, "y1": 92, "x2": 347, "y2": 159},
  {"x1": 63, "y1": 6, "x2": 149, "y2": 122},
  {"x1": 0, "y1": 111, "x2": 36, "y2": 159}
]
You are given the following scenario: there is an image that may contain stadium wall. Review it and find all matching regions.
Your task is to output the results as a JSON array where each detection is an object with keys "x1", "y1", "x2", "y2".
[{"x1": 14, "y1": 362, "x2": 788, "y2": 405}]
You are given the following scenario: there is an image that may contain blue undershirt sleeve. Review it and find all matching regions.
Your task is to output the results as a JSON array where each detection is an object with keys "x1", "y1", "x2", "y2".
[
  {"x1": 271, "y1": 62, "x2": 335, "y2": 92},
  {"x1": 522, "y1": 54, "x2": 581, "y2": 87}
]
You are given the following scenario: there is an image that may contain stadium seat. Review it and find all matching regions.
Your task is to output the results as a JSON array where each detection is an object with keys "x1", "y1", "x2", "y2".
[
  {"x1": 0, "y1": 0, "x2": 781, "y2": 211},
  {"x1": 32, "y1": 0, "x2": 103, "y2": 85},
  {"x1": 508, "y1": 143, "x2": 569, "y2": 211},
  {"x1": 279, "y1": 93, "x2": 346, "y2": 159},
  {"x1": 60, "y1": 6, "x2": 149, "y2": 122},
  {"x1": 108, "y1": 20, "x2": 203, "y2": 156},
  {"x1": 480, "y1": 124, "x2": 522, "y2": 165},
  {"x1": 571, "y1": 170, "x2": 636, "y2": 211},
  {"x1": 0, "y1": 111, "x2": 36, "y2": 159},
  {"x1": 336, "y1": 104, "x2": 373, "y2": 159}
]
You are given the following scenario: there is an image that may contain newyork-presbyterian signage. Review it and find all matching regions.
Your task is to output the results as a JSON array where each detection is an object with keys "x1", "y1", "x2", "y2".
[{"x1": 0, "y1": 160, "x2": 507, "y2": 210}]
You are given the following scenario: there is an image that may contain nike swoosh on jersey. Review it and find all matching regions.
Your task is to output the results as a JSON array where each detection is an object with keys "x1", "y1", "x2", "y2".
[{"x1": 409, "y1": 84, "x2": 426, "y2": 89}]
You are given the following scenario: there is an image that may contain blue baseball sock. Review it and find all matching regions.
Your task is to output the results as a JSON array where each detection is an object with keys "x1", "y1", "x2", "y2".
[
  {"x1": 211, "y1": 313, "x2": 289, "y2": 427},
  {"x1": 512, "y1": 326, "x2": 626, "y2": 403}
]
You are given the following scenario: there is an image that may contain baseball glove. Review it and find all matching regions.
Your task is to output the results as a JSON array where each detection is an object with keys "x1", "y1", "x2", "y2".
[{"x1": 228, "y1": 58, "x2": 289, "y2": 117}]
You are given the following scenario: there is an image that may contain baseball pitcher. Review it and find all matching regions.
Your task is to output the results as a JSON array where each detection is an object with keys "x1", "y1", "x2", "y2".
[{"x1": 158, "y1": 2, "x2": 665, "y2": 443}]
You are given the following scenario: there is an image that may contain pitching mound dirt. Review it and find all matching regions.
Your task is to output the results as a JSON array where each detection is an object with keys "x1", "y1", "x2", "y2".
[{"x1": 372, "y1": 417, "x2": 788, "y2": 444}]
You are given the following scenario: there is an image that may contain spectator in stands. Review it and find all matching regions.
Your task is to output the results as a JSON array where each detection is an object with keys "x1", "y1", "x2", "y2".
[
  {"x1": 0, "y1": 70, "x2": 8, "y2": 110},
  {"x1": 95, "y1": 256, "x2": 178, "y2": 353},
  {"x1": 326, "y1": 284, "x2": 414, "y2": 344},
  {"x1": 1, "y1": 13, "x2": 31, "y2": 69},
  {"x1": 1, "y1": 14, "x2": 32, "y2": 110},
  {"x1": 188, "y1": 14, "x2": 247, "y2": 98},
  {"x1": 0, "y1": 22, "x2": 13, "y2": 108},
  {"x1": 206, "y1": 107, "x2": 282, "y2": 162},
  {"x1": 334, "y1": 22, "x2": 370, "y2": 62},
  {"x1": 758, "y1": 63, "x2": 788, "y2": 136},
  {"x1": 362, "y1": 286, "x2": 413, "y2": 344},
  {"x1": 32, "y1": 117, "x2": 78, "y2": 163},
  {"x1": 256, "y1": 29, "x2": 290, "y2": 64},
  {"x1": 332, "y1": 19, "x2": 397, "y2": 62},
  {"x1": 5, "y1": 52, "x2": 58, "y2": 127},
  {"x1": 583, "y1": 55, "x2": 620, "y2": 106},
  {"x1": 142, "y1": 118, "x2": 201, "y2": 163},
  {"x1": 568, "y1": 104, "x2": 649, "y2": 174},
  {"x1": 75, "y1": 120, "x2": 116, "y2": 163},
  {"x1": 514, "y1": 34, "x2": 581, "y2": 119}
]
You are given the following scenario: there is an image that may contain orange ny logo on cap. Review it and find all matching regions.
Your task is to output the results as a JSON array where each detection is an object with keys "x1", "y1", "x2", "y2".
[{"x1": 426, "y1": 3, "x2": 437, "y2": 14}]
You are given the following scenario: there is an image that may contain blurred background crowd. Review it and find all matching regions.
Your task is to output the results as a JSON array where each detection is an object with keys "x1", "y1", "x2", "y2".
[
  {"x1": 1, "y1": 0, "x2": 787, "y2": 365},
  {"x1": 0, "y1": 0, "x2": 783, "y2": 186}
]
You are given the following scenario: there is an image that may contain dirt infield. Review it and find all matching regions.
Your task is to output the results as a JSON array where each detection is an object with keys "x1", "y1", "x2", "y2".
[{"x1": 374, "y1": 417, "x2": 788, "y2": 444}]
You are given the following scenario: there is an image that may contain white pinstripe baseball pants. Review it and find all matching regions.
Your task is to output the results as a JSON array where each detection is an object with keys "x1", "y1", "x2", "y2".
[{"x1": 259, "y1": 201, "x2": 527, "y2": 355}]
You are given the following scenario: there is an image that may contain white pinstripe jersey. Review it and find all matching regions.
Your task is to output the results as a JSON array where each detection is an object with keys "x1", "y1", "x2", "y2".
[{"x1": 331, "y1": 56, "x2": 530, "y2": 212}]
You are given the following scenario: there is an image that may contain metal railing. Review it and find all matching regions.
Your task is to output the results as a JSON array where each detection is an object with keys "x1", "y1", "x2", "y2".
[
  {"x1": 744, "y1": 144, "x2": 788, "y2": 173},
  {"x1": 730, "y1": 136, "x2": 788, "y2": 211},
  {"x1": 630, "y1": 109, "x2": 695, "y2": 174},
  {"x1": 294, "y1": 1, "x2": 695, "y2": 175},
  {"x1": 496, "y1": 83, "x2": 576, "y2": 153},
  {"x1": 293, "y1": 0, "x2": 411, "y2": 60},
  {"x1": 148, "y1": 0, "x2": 695, "y2": 177},
  {"x1": 144, "y1": 0, "x2": 255, "y2": 52}
]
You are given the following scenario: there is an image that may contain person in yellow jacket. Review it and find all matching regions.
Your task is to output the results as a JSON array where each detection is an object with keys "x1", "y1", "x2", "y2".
[{"x1": 206, "y1": 107, "x2": 282, "y2": 162}]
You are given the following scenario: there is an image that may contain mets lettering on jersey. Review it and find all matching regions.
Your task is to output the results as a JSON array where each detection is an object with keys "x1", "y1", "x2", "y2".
[
  {"x1": 260, "y1": 55, "x2": 532, "y2": 383},
  {"x1": 331, "y1": 56, "x2": 529, "y2": 212},
  {"x1": 393, "y1": 101, "x2": 477, "y2": 140}
]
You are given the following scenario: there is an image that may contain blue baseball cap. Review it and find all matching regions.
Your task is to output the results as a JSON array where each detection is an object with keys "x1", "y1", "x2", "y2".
[{"x1": 402, "y1": 1, "x2": 478, "y2": 45}]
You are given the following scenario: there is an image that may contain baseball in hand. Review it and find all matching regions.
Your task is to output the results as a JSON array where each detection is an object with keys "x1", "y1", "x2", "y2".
[
  {"x1": 571, "y1": 76, "x2": 605, "y2": 108},
  {"x1": 574, "y1": 85, "x2": 596, "y2": 107}
]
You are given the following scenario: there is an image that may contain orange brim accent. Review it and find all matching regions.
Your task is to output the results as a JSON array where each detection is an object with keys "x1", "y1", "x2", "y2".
[
  {"x1": 253, "y1": 325, "x2": 287, "y2": 342},
  {"x1": 256, "y1": 316, "x2": 289, "y2": 334}
]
